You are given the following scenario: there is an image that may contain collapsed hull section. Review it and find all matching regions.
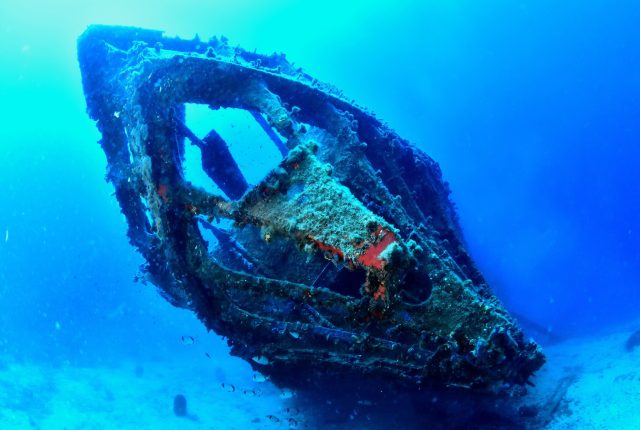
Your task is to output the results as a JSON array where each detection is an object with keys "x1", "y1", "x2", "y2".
[{"x1": 78, "y1": 25, "x2": 544, "y2": 392}]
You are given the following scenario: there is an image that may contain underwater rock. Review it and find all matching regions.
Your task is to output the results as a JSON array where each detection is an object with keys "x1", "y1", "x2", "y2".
[
  {"x1": 173, "y1": 394, "x2": 187, "y2": 417},
  {"x1": 77, "y1": 25, "x2": 544, "y2": 394},
  {"x1": 625, "y1": 329, "x2": 640, "y2": 351}
]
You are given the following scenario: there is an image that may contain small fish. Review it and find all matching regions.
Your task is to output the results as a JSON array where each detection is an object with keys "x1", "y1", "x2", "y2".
[
  {"x1": 287, "y1": 418, "x2": 299, "y2": 428},
  {"x1": 181, "y1": 336, "x2": 195, "y2": 345},
  {"x1": 205, "y1": 352, "x2": 212, "y2": 359},
  {"x1": 4, "y1": 229, "x2": 8, "y2": 242},
  {"x1": 252, "y1": 372, "x2": 269, "y2": 382},
  {"x1": 242, "y1": 388, "x2": 262, "y2": 397},
  {"x1": 288, "y1": 331, "x2": 300, "y2": 339},
  {"x1": 266, "y1": 415, "x2": 280, "y2": 423},
  {"x1": 221, "y1": 383, "x2": 235, "y2": 392},
  {"x1": 251, "y1": 355, "x2": 271, "y2": 365},
  {"x1": 357, "y1": 400, "x2": 373, "y2": 406},
  {"x1": 285, "y1": 407, "x2": 300, "y2": 416},
  {"x1": 279, "y1": 388, "x2": 294, "y2": 399}
]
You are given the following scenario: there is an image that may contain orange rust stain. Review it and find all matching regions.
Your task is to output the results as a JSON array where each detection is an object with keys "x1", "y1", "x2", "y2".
[
  {"x1": 373, "y1": 283, "x2": 387, "y2": 301},
  {"x1": 310, "y1": 237, "x2": 345, "y2": 259},
  {"x1": 157, "y1": 183, "x2": 169, "y2": 203},
  {"x1": 357, "y1": 227, "x2": 396, "y2": 270}
]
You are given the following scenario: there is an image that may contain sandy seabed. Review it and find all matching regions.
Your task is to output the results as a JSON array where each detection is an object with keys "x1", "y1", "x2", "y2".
[
  {"x1": 539, "y1": 326, "x2": 640, "y2": 430},
  {"x1": 1, "y1": 324, "x2": 639, "y2": 430},
  {"x1": 0, "y1": 358, "x2": 293, "y2": 430}
]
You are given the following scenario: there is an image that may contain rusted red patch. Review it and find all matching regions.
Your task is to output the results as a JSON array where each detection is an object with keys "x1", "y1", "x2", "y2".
[
  {"x1": 185, "y1": 203, "x2": 199, "y2": 215},
  {"x1": 357, "y1": 227, "x2": 396, "y2": 270},
  {"x1": 157, "y1": 183, "x2": 169, "y2": 203},
  {"x1": 372, "y1": 283, "x2": 387, "y2": 301},
  {"x1": 313, "y1": 239, "x2": 345, "y2": 259}
]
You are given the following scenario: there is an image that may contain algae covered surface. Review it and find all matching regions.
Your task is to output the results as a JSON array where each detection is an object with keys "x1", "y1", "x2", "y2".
[{"x1": 77, "y1": 24, "x2": 544, "y2": 399}]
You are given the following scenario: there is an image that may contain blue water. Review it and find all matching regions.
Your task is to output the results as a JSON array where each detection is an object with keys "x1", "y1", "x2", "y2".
[{"x1": 1, "y1": 1, "x2": 639, "y2": 428}]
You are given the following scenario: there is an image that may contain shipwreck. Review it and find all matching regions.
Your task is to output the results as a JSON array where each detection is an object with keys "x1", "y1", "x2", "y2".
[{"x1": 77, "y1": 25, "x2": 544, "y2": 395}]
